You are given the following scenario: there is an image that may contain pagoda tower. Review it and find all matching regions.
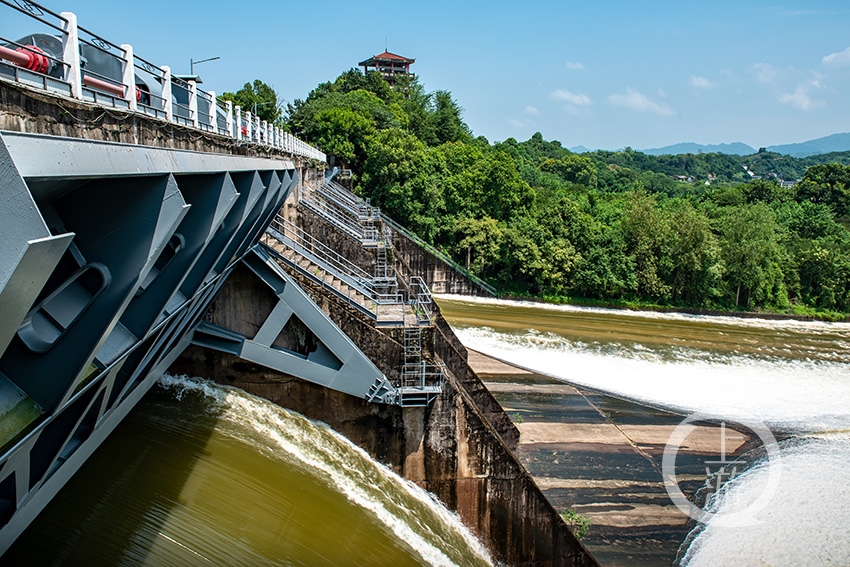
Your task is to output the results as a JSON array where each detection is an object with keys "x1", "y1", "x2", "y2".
[{"x1": 358, "y1": 51, "x2": 415, "y2": 86}]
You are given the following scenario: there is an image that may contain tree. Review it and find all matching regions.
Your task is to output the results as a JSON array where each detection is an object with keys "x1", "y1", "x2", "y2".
[
  {"x1": 622, "y1": 192, "x2": 672, "y2": 299},
  {"x1": 453, "y1": 217, "x2": 503, "y2": 274},
  {"x1": 540, "y1": 154, "x2": 598, "y2": 189},
  {"x1": 430, "y1": 91, "x2": 471, "y2": 144},
  {"x1": 742, "y1": 179, "x2": 785, "y2": 204},
  {"x1": 795, "y1": 163, "x2": 850, "y2": 220},
  {"x1": 717, "y1": 204, "x2": 787, "y2": 307},
  {"x1": 220, "y1": 79, "x2": 283, "y2": 125},
  {"x1": 667, "y1": 202, "x2": 723, "y2": 304},
  {"x1": 311, "y1": 108, "x2": 375, "y2": 167}
]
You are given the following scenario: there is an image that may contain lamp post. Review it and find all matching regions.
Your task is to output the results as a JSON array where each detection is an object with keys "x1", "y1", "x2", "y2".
[
  {"x1": 190, "y1": 56, "x2": 219, "y2": 75},
  {"x1": 252, "y1": 101, "x2": 275, "y2": 115}
]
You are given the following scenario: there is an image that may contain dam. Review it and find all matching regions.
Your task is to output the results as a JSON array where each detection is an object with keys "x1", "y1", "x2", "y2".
[{"x1": 0, "y1": 2, "x2": 596, "y2": 565}]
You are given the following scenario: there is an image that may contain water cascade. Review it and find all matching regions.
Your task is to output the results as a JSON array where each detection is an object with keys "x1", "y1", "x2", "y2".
[{"x1": 6, "y1": 375, "x2": 492, "y2": 567}]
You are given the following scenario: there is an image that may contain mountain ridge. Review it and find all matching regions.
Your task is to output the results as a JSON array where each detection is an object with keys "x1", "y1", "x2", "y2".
[
  {"x1": 766, "y1": 133, "x2": 850, "y2": 157},
  {"x1": 617, "y1": 132, "x2": 850, "y2": 157}
]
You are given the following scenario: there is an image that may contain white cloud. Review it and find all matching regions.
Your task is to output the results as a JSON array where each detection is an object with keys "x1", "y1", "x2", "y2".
[
  {"x1": 507, "y1": 118, "x2": 524, "y2": 127},
  {"x1": 524, "y1": 105, "x2": 539, "y2": 115},
  {"x1": 778, "y1": 85, "x2": 824, "y2": 111},
  {"x1": 550, "y1": 89, "x2": 592, "y2": 106},
  {"x1": 565, "y1": 60, "x2": 585, "y2": 71},
  {"x1": 752, "y1": 63, "x2": 778, "y2": 84},
  {"x1": 606, "y1": 88, "x2": 674, "y2": 116},
  {"x1": 689, "y1": 76, "x2": 717, "y2": 89},
  {"x1": 822, "y1": 46, "x2": 850, "y2": 66}
]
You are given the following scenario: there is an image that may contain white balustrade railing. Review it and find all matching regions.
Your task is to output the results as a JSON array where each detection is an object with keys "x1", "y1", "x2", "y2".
[{"x1": 0, "y1": 0, "x2": 326, "y2": 162}]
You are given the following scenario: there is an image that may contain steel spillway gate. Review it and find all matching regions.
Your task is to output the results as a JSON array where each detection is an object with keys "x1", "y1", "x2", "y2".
[{"x1": 0, "y1": 131, "x2": 406, "y2": 554}]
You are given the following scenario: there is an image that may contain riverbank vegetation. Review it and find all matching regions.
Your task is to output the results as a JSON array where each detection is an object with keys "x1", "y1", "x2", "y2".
[{"x1": 284, "y1": 70, "x2": 850, "y2": 318}]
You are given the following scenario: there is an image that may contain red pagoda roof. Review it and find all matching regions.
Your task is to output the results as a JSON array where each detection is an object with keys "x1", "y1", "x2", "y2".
[{"x1": 359, "y1": 51, "x2": 415, "y2": 66}]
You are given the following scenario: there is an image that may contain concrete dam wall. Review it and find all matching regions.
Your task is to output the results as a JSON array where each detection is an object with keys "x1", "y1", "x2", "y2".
[{"x1": 0, "y1": 79, "x2": 597, "y2": 565}]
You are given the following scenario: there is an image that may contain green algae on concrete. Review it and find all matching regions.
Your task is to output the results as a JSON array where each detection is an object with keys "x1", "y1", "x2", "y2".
[{"x1": 0, "y1": 377, "x2": 41, "y2": 448}]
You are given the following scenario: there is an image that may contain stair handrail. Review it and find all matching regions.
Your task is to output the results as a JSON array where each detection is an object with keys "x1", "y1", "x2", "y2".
[
  {"x1": 260, "y1": 240, "x2": 378, "y2": 320},
  {"x1": 265, "y1": 216, "x2": 405, "y2": 307},
  {"x1": 380, "y1": 214, "x2": 497, "y2": 296},
  {"x1": 267, "y1": 216, "x2": 372, "y2": 288},
  {"x1": 299, "y1": 194, "x2": 369, "y2": 241}
]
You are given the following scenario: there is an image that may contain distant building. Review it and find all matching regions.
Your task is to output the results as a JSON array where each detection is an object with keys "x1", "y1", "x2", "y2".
[{"x1": 359, "y1": 51, "x2": 415, "y2": 86}]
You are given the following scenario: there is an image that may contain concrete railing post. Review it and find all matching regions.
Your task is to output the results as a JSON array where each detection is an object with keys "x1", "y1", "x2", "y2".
[
  {"x1": 161, "y1": 65, "x2": 173, "y2": 122},
  {"x1": 262, "y1": 120, "x2": 268, "y2": 145},
  {"x1": 207, "y1": 90, "x2": 216, "y2": 130},
  {"x1": 60, "y1": 12, "x2": 82, "y2": 99},
  {"x1": 245, "y1": 111, "x2": 252, "y2": 141},
  {"x1": 235, "y1": 106, "x2": 242, "y2": 140},
  {"x1": 188, "y1": 80, "x2": 199, "y2": 128},
  {"x1": 225, "y1": 100, "x2": 233, "y2": 137},
  {"x1": 120, "y1": 44, "x2": 136, "y2": 111}
]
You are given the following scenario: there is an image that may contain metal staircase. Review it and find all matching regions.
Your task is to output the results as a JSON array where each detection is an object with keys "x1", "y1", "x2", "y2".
[
  {"x1": 279, "y1": 177, "x2": 445, "y2": 406},
  {"x1": 300, "y1": 181, "x2": 380, "y2": 245},
  {"x1": 374, "y1": 227, "x2": 396, "y2": 289},
  {"x1": 399, "y1": 325, "x2": 443, "y2": 406},
  {"x1": 262, "y1": 215, "x2": 405, "y2": 323},
  {"x1": 320, "y1": 168, "x2": 495, "y2": 297}
]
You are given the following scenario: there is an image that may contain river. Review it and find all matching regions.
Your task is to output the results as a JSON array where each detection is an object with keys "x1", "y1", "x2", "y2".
[
  {"x1": 437, "y1": 295, "x2": 850, "y2": 567},
  {"x1": 5, "y1": 376, "x2": 492, "y2": 567}
]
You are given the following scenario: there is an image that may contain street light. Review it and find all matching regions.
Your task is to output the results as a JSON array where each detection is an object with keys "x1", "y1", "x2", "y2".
[
  {"x1": 252, "y1": 101, "x2": 276, "y2": 115},
  {"x1": 190, "y1": 56, "x2": 219, "y2": 75}
]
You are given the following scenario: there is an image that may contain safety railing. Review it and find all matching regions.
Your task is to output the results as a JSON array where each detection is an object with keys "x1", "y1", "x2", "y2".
[
  {"x1": 170, "y1": 75, "x2": 194, "y2": 126},
  {"x1": 268, "y1": 215, "x2": 373, "y2": 290},
  {"x1": 262, "y1": 238, "x2": 379, "y2": 320},
  {"x1": 0, "y1": 0, "x2": 71, "y2": 95},
  {"x1": 407, "y1": 275, "x2": 433, "y2": 325},
  {"x1": 264, "y1": 214, "x2": 403, "y2": 302},
  {"x1": 380, "y1": 214, "x2": 498, "y2": 297},
  {"x1": 133, "y1": 54, "x2": 168, "y2": 120},
  {"x1": 319, "y1": 180, "x2": 380, "y2": 221},
  {"x1": 400, "y1": 361, "x2": 445, "y2": 390},
  {"x1": 0, "y1": 0, "x2": 326, "y2": 163},
  {"x1": 300, "y1": 191, "x2": 380, "y2": 244}
]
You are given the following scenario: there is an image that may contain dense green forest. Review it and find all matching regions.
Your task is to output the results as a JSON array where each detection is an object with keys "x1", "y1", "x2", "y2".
[{"x1": 280, "y1": 69, "x2": 850, "y2": 317}]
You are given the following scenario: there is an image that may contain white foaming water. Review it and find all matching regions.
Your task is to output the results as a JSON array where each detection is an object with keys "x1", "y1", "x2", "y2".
[
  {"x1": 453, "y1": 325, "x2": 850, "y2": 433},
  {"x1": 159, "y1": 374, "x2": 492, "y2": 567},
  {"x1": 680, "y1": 434, "x2": 850, "y2": 567},
  {"x1": 439, "y1": 295, "x2": 850, "y2": 566}
]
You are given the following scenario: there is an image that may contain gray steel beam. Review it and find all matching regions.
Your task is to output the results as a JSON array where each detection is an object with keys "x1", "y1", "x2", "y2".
[
  {"x1": 192, "y1": 246, "x2": 398, "y2": 403},
  {"x1": 0, "y1": 131, "x2": 301, "y2": 555},
  {"x1": 0, "y1": 131, "x2": 296, "y2": 180}
]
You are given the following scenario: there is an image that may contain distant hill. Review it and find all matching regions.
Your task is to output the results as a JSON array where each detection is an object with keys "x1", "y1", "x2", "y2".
[
  {"x1": 767, "y1": 133, "x2": 850, "y2": 157},
  {"x1": 569, "y1": 145, "x2": 591, "y2": 153},
  {"x1": 641, "y1": 142, "x2": 756, "y2": 156}
]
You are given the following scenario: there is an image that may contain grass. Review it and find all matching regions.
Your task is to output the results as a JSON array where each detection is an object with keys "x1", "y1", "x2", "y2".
[{"x1": 560, "y1": 508, "x2": 591, "y2": 540}]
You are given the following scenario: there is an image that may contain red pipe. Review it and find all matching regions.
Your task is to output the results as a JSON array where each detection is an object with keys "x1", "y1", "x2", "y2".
[
  {"x1": 0, "y1": 44, "x2": 30, "y2": 66},
  {"x1": 82, "y1": 74, "x2": 125, "y2": 97},
  {"x1": 0, "y1": 44, "x2": 50, "y2": 74},
  {"x1": 3, "y1": 44, "x2": 131, "y2": 100}
]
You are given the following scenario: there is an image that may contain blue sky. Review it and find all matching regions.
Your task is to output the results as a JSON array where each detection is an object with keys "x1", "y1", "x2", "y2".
[{"x1": 12, "y1": 0, "x2": 850, "y2": 150}]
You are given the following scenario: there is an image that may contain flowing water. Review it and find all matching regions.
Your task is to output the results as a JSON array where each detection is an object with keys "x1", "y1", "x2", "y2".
[
  {"x1": 437, "y1": 295, "x2": 850, "y2": 567},
  {"x1": 5, "y1": 375, "x2": 492, "y2": 567}
]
